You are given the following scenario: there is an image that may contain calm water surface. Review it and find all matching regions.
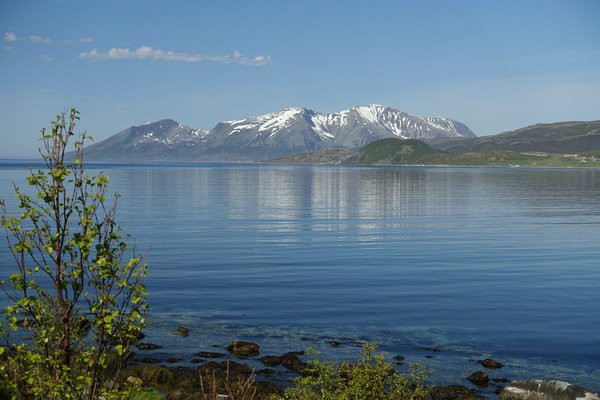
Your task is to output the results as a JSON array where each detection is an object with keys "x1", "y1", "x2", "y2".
[{"x1": 1, "y1": 163, "x2": 599, "y2": 389}]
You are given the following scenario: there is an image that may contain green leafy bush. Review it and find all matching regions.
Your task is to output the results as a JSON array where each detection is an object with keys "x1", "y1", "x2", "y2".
[
  {"x1": 0, "y1": 109, "x2": 149, "y2": 399},
  {"x1": 285, "y1": 343, "x2": 427, "y2": 400}
]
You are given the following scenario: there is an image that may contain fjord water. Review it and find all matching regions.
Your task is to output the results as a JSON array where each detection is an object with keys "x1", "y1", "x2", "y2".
[{"x1": 1, "y1": 163, "x2": 599, "y2": 388}]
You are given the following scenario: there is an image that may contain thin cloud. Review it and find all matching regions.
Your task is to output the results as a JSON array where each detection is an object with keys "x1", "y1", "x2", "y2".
[
  {"x1": 4, "y1": 32, "x2": 17, "y2": 42},
  {"x1": 78, "y1": 46, "x2": 272, "y2": 66},
  {"x1": 4, "y1": 33, "x2": 93, "y2": 44},
  {"x1": 29, "y1": 35, "x2": 53, "y2": 44},
  {"x1": 41, "y1": 54, "x2": 53, "y2": 62}
]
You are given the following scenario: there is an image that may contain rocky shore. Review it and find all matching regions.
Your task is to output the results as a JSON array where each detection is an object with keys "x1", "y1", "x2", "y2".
[{"x1": 115, "y1": 328, "x2": 598, "y2": 400}]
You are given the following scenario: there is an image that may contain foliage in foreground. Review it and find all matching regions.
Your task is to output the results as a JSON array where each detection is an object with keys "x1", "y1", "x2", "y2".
[
  {"x1": 198, "y1": 366, "x2": 258, "y2": 400},
  {"x1": 284, "y1": 343, "x2": 428, "y2": 400},
  {"x1": 0, "y1": 109, "x2": 149, "y2": 399}
]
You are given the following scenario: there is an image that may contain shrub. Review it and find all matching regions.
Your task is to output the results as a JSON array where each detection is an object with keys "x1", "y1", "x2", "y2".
[
  {"x1": 284, "y1": 343, "x2": 428, "y2": 400},
  {"x1": 0, "y1": 109, "x2": 149, "y2": 399}
]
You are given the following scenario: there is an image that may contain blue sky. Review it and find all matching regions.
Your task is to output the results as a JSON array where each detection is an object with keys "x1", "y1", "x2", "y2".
[{"x1": 1, "y1": 0, "x2": 599, "y2": 157}]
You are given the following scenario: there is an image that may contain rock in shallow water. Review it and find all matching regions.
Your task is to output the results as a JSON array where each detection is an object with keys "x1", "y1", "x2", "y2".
[
  {"x1": 176, "y1": 326, "x2": 189, "y2": 337},
  {"x1": 192, "y1": 351, "x2": 225, "y2": 358},
  {"x1": 477, "y1": 357, "x2": 503, "y2": 369},
  {"x1": 259, "y1": 355, "x2": 283, "y2": 367},
  {"x1": 136, "y1": 342, "x2": 162, "y2": 351},
  {"x1": 226, "y1": 340, "x2": 260, "y2": 357},
  {"x1": 498, "y1": 380, "x2": 599, "y2": 400},
  {"x1": 417, "y1": 346, "x2": 441, "y2": 352},
  {"x1": 466, "y1": 371, "x2": 489, "y2": 387}
]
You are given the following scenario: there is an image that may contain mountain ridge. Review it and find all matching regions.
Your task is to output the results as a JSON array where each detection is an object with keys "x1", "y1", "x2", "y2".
[{"x1": 79, "y1": 105, "x2": 475, "y2": 162}]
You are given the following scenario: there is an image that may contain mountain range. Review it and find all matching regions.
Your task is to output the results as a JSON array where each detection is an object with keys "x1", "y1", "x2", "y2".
[{"x1": 80, "y1": 105, "x2": 476, "y2": 162}]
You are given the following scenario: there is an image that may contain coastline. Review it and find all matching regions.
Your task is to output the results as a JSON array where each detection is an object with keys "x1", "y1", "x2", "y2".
[
  {"x1": 2, "y1": 158, "x2": 600, "y2": 171},
  {"x1": 120, "y1": 326, "x2": 600, "y2": 399},
  {"x1": 123, "y1": 336, "x2": 509, "y2": 399}
]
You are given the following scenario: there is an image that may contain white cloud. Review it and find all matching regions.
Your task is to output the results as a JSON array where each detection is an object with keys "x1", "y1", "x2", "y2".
[
  {"x1": 41, "y1": 54, "x2": 53, "y2": 62},
  {"x1": 78, "y1": 46, "x2": 272, "y2": 66},
  {"x1": 29, "y1": 35, "x2": 53, "y2": 44},
  {"x1": 4, "y1": 32, "x2": 17, "y2": 42}
]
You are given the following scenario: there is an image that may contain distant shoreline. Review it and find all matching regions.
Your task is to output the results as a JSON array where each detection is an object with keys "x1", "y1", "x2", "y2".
[{"x1": 1, "y1": 159, "x2": 600, "y2": 170}]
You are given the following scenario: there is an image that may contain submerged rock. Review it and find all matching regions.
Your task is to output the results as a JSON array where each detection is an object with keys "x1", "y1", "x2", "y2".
[
  {"x1": 192, "y1": 351, "x2": 225, "y2": 358},
  {"x1": 259, "y1": 355, "x2": 283, "y2": 367},
  {"x1": 136, "y1": 342, "x2": 162, "y2": 351},
  {"x1": 417, "y1": 346, "x2": 441, "y2": 352},
  {"x1": 257, "y1": 368, "x2": 276, "y2": 375},
  {"x1": 329, "y1": 340, "x2": 341, "y2": 347},
  {"x1": 176, "y1": 326, "x2": 189, "y2": 337},
  {"x1": 498, "y1": 380, "x2": 599, "y2": 400},
  {"x1": 166, "y1": 357, "x2": 182, "y2": 363},
  {"x1": 477, "y1": 357, "x2": 503, "y2": 369},
  {"x1": 226, "y1": 340, "x2": 260, "y2": 357},
  {"x1": 466, "y1": 371, "x2": 489, "y2": 387}
]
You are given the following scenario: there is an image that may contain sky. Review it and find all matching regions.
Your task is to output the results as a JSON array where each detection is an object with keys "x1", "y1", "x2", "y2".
[{"x1": 0, "y1": 0, "x2": 599, "y2": 157}]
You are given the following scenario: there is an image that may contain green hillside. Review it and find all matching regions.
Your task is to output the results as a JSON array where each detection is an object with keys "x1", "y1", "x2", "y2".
[
  {"x1": 347, "y1": 138, "x2": 446, "y2": 164},
  {"x1": 269, "y1": 137, "x2": 600, "y2": 168},
  {"x1": 434, "y1": 120, "x2": 600, "y2": 154}
]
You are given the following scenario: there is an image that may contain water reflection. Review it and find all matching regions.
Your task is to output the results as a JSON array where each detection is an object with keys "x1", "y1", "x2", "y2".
[{"x1": 0, "y1": 164, "x2": 599, "y2": 388}]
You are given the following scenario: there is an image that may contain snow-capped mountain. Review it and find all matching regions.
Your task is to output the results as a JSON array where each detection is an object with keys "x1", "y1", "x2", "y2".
[
  {"x1": 81, "y1": 119, "x2": 209, "y2": 161},
  {"x1": 81, "y1": 105, "x2": 475, "y2": 162}
]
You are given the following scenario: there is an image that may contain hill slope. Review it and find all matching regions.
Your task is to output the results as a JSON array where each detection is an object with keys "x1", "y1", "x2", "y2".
[
  {"x1": 270, "y1": 137, "x2": 600, "y2": 168},
  {"x1": 347, "y1": 138, "x2": 447, "y2": 164},
  {"x1": 433, "y1": 121, "x2": 600, "y2": 154},
  {"x1": 270, "y1": 138, "x2": 450, "y2": 165}
]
